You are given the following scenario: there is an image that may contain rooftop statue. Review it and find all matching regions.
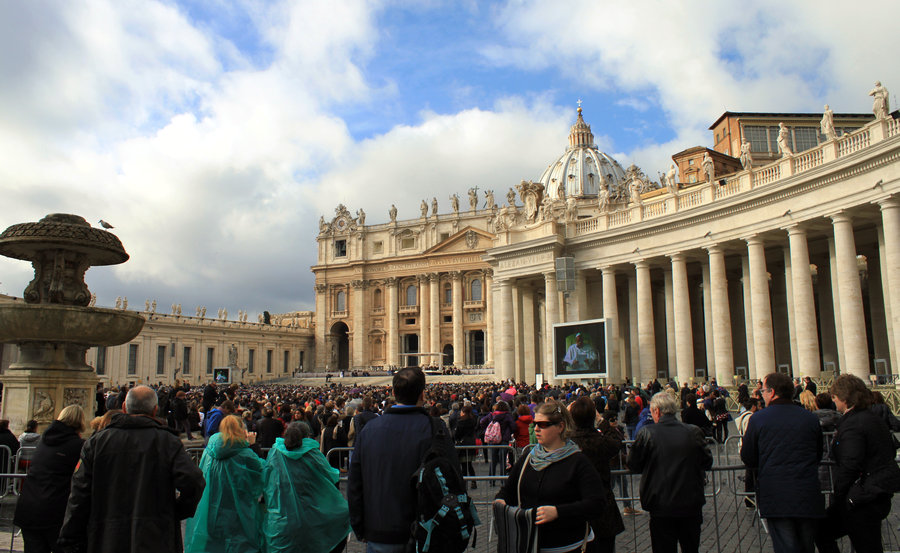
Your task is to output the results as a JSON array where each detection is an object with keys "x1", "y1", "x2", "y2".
[
  {"x1": 820, "y1": 105, "x2": 835, "y2": 140},
  {"x1": 870, "y1": 81, "x2": 890, "y2": 119},
  {"x1": 777, "y1": 122, "x2": 793, "y2": 157}
]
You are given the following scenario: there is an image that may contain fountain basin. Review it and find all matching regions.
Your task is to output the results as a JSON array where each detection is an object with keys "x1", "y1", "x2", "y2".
[{"x1": 0, "y1": 304, "x2": 145, "y2": 345}]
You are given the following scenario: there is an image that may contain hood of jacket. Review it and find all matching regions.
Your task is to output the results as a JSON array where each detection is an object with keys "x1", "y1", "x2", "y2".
[
  {"x1": 108, "y1": 412, "x2": 178, "y2": 434},
  {"x1": 205, "y1": 431, "x2": 249, "y2": 460},
  {"x1": 271, "y1": 436, "x2": 319, "y2": 459},
  {"x1": 517, "y1": 414, "x2": 533, "y2": 424},
  {"x1": 41, "y1": 419, "x2": 80, "y2": 447}
]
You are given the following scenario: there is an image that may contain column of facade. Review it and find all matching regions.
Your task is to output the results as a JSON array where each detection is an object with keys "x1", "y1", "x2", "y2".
[
  {"x1": 451, "y1": 272, "x2": 464, "y2": 367},
  {"x1": 386, "y1": 277, "x2": 399, "y2": 367},
  {"x1": 635, "y1": 261, "x2": 657, "y2": 385},
  {"x1": 701, "y1": 262, "x2": 715, "y2": 378},
  {"x1": 664, "y1": 269, "x2": 676, "y2": 376},
  {"x1": 786, "y1": 225, "x2": 821, "y2": 377},
  {"x1": 601, "y1": 268, "x2": 621, "y2": 382},
  {"x1": 783, "y1": 248, "x2": 799, "y2": 372},
  {"x1": 544, "y1": 272, "x2": 560, "y2": 382},
  {"x1": 428, "y1": 273, "x2": 441, "y2": 359},
  {"x1": 828, "y1": 238, "x2": 846, "y2": 371},
  {"x1": 707, "y1": 246, "x2": 734, "y2": 383},
  {"x1": 351, "y1": 280, "x2": 367, "y2": 369},
  {"x1": 418, "y1": 275, "x2": 430, "y2": 363},
  {"x1": 521, "y1": 286, "x2": 536, "y2": 382},
  {"x1": 314, "y1": 283, "x2": 328, "y2": 369},
  {"x1": 498, "y1": 279, "x2": 515, "y2": 380},
  {"x1": 670, "y1": 253, "x2": 695, "y2": 384},
  {"x1": 746, "y1": 237, "x2": 775, "y2": 377},
  {"x1": 739, "y1": 254, "x2": 756, "y2": 380},
  {"x1": 878, "y1": 198, "x2": 900, "y2": 372},
  {"x1": 483, "y1": 269, "x2": 494, "y2": 366},
  {"x1": 831, "y1": 212, "x2": 869, "y2": 378}
]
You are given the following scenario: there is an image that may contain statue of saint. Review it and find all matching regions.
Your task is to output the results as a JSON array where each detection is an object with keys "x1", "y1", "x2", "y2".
[
  {"x1": 565, "y1": 197, "x2": 577, "y2": 221},
  {"x1": 420, "y1": 200, "x2": 428, "y2": 217},
  {"x1": 468, "y1": 188, "x2": 478, "y2": 211},
  {"x1": 151, "y1": 300, "x2": 157, "y2": 313},
  {"x1": 870, "y1": 81, "x2": 890, "y2": 119},
  {"x1": 228, "y1": 344, "x2": 238, "y2": 367},
  {"x1": 597, "y1": 184, "x2": 610, "y2": 211},
  {"x1": 820, "y1": 104, "x2": 835, "y2": 140},
  {"x1": 450, "y1": 194, "x2": 459, "y2": 214},
  {"x1": 777, "y1": 122, "x2": 793, "y2": 157},
  {"x1": 629, "y1": 180, "x2": 643, "y2": 204},
  {"x1": 702, "y1": 153, "x2": 715, "y2": 183},
  {"x1": 357, "y1": 208, "x2": 366, "y2": 225},
  {"x1": 389, "y1": 204, "x2": 398, "y2": 222},
  {"x1": 122, "y1": 297, "x2": 128, "y2": 310},
  {"x1": 666, "y1": 164, "x2": 678, "y2": 191},
  {"x1": 115, "y1": 296, "x2": 122, "y2": 309},
  {"x1": 484, "y1": 189, "x2": 495, "y2": 210},
  {"x1": 146, "y1": 300, "x2": 151, "y2": 312},
  {"x1": 431, "y1": 197, "x2": 438, "y2": 215},
  {"x1": 507, "y1": 187, "x2": 516, "y2": 206},
  {"x1": 319, "y1": 216, "x2": 326, "y2": 232},
  {"x1": 740, "y1": 139, "x2": 753, "y2": 170}
]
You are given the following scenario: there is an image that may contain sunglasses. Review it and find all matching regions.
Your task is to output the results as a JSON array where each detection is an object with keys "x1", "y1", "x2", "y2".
[{"x1": 534, "y1": 420, "x2": 560, "y2": 429}]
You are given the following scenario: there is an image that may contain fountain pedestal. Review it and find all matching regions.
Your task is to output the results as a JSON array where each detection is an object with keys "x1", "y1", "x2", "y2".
[{"x1": 0, "y1": 214, "x2": 144, "y2": 433}]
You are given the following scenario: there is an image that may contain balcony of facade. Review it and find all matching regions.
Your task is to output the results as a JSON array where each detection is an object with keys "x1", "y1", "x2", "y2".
[
  {"x1": 398, "y1": 304, "x2": 419, "y2": 315},
  {"x1": 463, "y1": 300, "x2": 484, "y2": 310}
]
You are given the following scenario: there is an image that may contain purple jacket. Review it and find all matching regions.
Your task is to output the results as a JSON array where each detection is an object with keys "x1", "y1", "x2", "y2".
[{"x1": 478, "y1": 411, "x2": 516, "y2": 443}]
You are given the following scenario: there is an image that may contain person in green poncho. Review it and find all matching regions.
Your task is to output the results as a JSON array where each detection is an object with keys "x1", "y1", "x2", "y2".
[
  {"x1": 264, "y1": 421, "x2": 351, "y2": 553},
  {"x1": 185, "y1": 414, "x2": 265, "y2": 553}
]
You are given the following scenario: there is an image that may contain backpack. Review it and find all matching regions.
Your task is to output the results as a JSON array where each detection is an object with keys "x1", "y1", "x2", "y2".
[
  {"x1": 411, "y1": 417, "x2": 481, "y2": 553},
  {"x1": 484, "y1": 418, "x2": 503, "y2": 445}
]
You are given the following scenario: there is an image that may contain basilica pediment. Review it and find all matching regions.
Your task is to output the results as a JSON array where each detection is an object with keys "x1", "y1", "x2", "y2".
[{"x1": 423, "y1": 227, "x2": 495, "y2": 255}]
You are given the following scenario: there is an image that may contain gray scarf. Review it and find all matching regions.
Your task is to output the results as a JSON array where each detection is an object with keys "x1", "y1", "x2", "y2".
[{"x1": 528, "y1": 439, "x2": 581, "y2": 471}]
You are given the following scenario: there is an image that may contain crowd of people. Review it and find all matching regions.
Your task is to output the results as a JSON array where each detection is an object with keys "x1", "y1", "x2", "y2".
[{"x1": 3, "y1": 369, "x2": 898, "y2": 553}]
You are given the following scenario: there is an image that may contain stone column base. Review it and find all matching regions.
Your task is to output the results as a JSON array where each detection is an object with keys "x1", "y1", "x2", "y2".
[{"x1": 1, "y1": 368, "x2": 98, "y2": 435}]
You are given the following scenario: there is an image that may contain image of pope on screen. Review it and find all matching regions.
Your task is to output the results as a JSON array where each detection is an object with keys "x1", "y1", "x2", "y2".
[{"x1": 562, "y1": 332, "x2": 599, "y2": 372}]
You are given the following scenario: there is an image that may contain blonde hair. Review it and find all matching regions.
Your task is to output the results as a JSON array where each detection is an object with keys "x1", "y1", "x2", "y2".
[
  {"x1": 219, "y1": 415, "x2": 248, "y2": 447},
  {"x1": 57, "y1": 404, "x2": 86, "y2": 433},
  {"x1": 799, "y1": 390, "x2": 817, "y2": 412},
  {"x1": 535, "y1": 400, "x2": 574, "y2": 440}
]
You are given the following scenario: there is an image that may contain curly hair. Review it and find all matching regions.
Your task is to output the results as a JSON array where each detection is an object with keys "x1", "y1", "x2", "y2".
[{"x1": 829, "y1": 374, "x2": 872, "y2": 410}]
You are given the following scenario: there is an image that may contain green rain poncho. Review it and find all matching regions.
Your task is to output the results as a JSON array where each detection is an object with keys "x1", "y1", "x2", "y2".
[
  {"x1": 264, "y1": 437, "x2": 351, "y2": 553},
  {"x1": 185, "y1": 433, "x2": 266, "y2": 553}
]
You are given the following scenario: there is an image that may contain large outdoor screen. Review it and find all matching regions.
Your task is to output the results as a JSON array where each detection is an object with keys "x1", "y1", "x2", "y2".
[
  {"x1": 552, "y1": 318, "x2": 608, "y2": 379},
  {"x1": 212, "y1": 367, "x2": 232, "y2": 385}
]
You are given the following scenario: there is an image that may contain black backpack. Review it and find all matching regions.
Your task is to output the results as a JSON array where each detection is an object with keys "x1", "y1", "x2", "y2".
[{"x1": 410, "y1": 417, "x2": 481, "y2": 553}]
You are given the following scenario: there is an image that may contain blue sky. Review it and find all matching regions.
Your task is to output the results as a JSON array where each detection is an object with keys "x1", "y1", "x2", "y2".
[{"x1": 1, "y1": 0, "x2": 898, "y2": 316}]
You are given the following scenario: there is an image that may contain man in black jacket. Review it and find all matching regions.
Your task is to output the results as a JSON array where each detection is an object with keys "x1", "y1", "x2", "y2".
[
  {"x1": 348, "y1": 367, "x2": 457, "y2": 551},
  {"x1": 627, "y1": 392, "x2": 713, "y2": 553},
  {"x1": 57, "y1": 386, "x2": 205, "y2": 553}
]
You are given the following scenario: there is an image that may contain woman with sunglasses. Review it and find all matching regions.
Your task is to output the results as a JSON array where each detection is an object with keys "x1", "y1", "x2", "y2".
[{"x1": 494, "y1": 400, "x2": 605, "y2": 553}]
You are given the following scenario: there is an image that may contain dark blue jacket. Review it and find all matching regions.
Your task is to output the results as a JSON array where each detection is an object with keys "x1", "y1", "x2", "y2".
[
  {"x1": 348, "y1": 406, "x2": 455, "y2": 544},
  {"x1": 740, "y1": 399, "x2": 824, "y2": 518}
]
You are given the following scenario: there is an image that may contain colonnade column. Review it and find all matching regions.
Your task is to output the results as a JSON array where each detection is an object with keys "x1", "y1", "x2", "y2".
[
  {"x1": 786, "y1": 226, "x2": 821, "y2": 377},
  {"x1": 707, "y1": 245, "x2": 734, "y2": 384},
  {"x1": 451, "y1": 272, "x2": 464, "y2": 367},
  {"x1": 498, "y1": 280, "x2": 514, "y2": 380},
  {"x1": 418, "y1": 276, "x2": 430, "y2": 363},
  {"x1": 740, "y1": 255, "x2": 756, "y2": 380},
  {"x1": 601, "y1": 268, "x2": 621, "y2": 383},
  {"x1": 831, "y1": 212, "x2": 869, "y2": 378},
  {"x1": 670, "y1": 253, "x2": 694, "y2": 384},
  {"x1": 429, "y1": 274, "x2": 441, "y2": 360},
  {"x1": 878, "y1": 198, "x2": 900, "y2": 372},
  {"x1": 746, "y1": 237, "x2": 775, "y2": 377},
  {"x1": 544, "y1": 272, "x2": 560, "y2": 382},
  {"x1": 483, "y1": 269, "x2": 493, "y2": 366},
  {"x1": 351, "y1": 280, "x2": 367, "y2": 369},
  {"x1": 314, "y1": 283, "x2": 328, "y2": 369},
  {"x1": 635, "y1": 261, "x2": 657, "y2": 385},
  {"x1": 386, "y1": 277, "x2": 399, "y2": 367}
]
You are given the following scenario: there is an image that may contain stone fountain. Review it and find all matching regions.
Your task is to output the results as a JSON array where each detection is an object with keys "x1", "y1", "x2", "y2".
[{"x1": 0, "y1": 214, "x2": 144, "y2": 433}]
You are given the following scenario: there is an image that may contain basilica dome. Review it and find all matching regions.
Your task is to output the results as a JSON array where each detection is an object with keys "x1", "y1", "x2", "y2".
[{"x1": 539, "y1": 107, "x2": 627, "y2": 200}]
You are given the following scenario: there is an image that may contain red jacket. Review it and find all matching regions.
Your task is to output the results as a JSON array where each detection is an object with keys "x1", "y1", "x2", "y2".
[{"x1": 514, "y1": 415, "x2": 533, "y2": 447}]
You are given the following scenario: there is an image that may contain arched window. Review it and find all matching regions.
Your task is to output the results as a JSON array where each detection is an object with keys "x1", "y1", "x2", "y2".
[
  {"x1": 335, "y1": 290, "x2": 346, "y2": 311},
  {"x1": 470, "y1": 279, "x2": 482, "y2": 301},
  {"x1": 373, "y1": 288, "x2": 383, "y2": 309},
  {"x1": 444, "y1": 283, "x2": 452, "y2": 304},
  {"x1": 406, "y1": 284, "x2": 417, "y2": 306}
]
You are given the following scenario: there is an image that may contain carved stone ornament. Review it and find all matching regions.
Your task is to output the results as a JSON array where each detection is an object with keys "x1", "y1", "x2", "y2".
[
  {"x1": 315, "y1": 283, "x2": 328, "y2": 293},
  {"x1": 350, "y1": 279, "x2": 367, "y2": 289},
  {"x1": 516, "y1": 180, "x2": 545, "y2": 222},
  {"x1": 63, "y1": 387, "x2": 89, "y2": 412},
  {"x1": 465, "y1": 230, "x2": 478, "y2": 249},
  {"x1": 330, "y1": 204, "x2": 356, "y2": 234},
  {"x1": 32, "y1": 390, "x2": 55, "y2": 421}
]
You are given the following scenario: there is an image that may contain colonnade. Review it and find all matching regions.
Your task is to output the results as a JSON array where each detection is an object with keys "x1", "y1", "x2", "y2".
[{"x1": 493, "y1": 202, "x2": 900, "y2": 385}]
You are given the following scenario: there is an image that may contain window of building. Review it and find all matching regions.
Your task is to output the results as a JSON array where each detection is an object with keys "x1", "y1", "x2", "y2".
[
  {"x1": 444, "y1": 283, "x2": 452, "y2": 304},
  {"x1": 440, "y1": 232, "x2": 450, "y2": 242},
  {"x1": 127, "y1": 344, "x2": 138, "y2": 375},
  {"x1": 96, "y1": 346, "x2": 107, "y2": 375},
  {"x1": 373, "y1": 241, "x2": 383, "y2": 254},
  {"x1": 405, "y1": 284, "x2": 417, "y2": 306},
  {"x1": 183, "y1": 346, "x2": 191, "y2": 375},
  {"x1": 299, "y1": 350, "x2": 305, "y2": 370},
  {"x1": 335, "y1": 239, "x2": 347, "y2": 257},
  {"x1": 401, "y1": 235, "x2": 415, "y2": 249},
  {"x1": 443, "y1": 315, "x2": 452, "y2": 323},
  {"x1": 336, "y1": 290, "x2": 346, "y2": 311},
  {"x1": 266, "y1": 349, "x2": 273, "y2": 373},
  {"x1": 373, "y1": 288, "x2": 383, "y2": 308},
  {"x1": 283, "y1": 350, "x2": 289, "y2": 372},
  {"x1": 689, "y1": 175, "x2": 697, "y2": 183},
  {"x1": 248, "y1": 349, "x2": 255, "y2": 373},
  {"x1": 688, "y1": 159, "x2": 694, "y2": 166},
  {"x1": 793, "y1": 127, "x2": 819, "y2": 153},
  {"x1": 405, "y1": 318, "x2": 416, "y2": 325},
  {"x1": 207, "y1": 347, "x2": 214, "y2": 374},
  {"x1": 470, "y1": 279, "x2": 482, "y2": 301},
  {"x1": 157, "y1": 345, "x2": 166, "y2": 375},
  {"x1": 744, "y1": 125, "x2": 770, "y2": 153}
]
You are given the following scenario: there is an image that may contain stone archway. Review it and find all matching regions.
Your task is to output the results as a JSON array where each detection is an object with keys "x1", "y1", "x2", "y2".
[
  {"x1": 329, "y1": 322, "x2": 350, "y2": 371},
  {"x1": 443, "y1": 343, "x2": 454, "y2": 366}
]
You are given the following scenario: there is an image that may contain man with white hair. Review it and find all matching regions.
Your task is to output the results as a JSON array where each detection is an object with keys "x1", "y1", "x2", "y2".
[
  {"x1": 57, "y1": 386, "x2": 205, "y2": 553},
  {"x1": 626, "y1": 392, "x2": 713, "y2": 553}
]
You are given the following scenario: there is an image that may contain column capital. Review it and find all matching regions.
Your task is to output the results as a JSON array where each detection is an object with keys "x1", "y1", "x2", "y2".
[
  {"x1": 350, "y1": 279, "x2": 368, "y2": 289},
  {"x1": 449, "y1": 270, "x2": 464, "y2": 281},
  {"x1": 875, "y1": 196, "x2": 900, "y2": 210},
  {"x1": 314, "y1": 283, "x2": 328, "y2": 293},
  {"x1": 827, "y1": 210, "x2": 853, "y2": 225},
  {"x1": 743, "y1": 234, "x2": 765, "y2": 247},
  {"x1": 668, "y1": 252, "x2": 686, "y2": 262},
  {"x1": 482, "y1": 268, "x2": 494, "y2": 278},
  {"x1": 634, "y1": 259, "x2": 650, "y2": 270},
  {"x1": 416, "y1": 274, "x2": 429, "y2": 285},
  {"x1": 600, "y1": 266, "x2": 617, "y2": 276},
  {"x1": 704, "y1": 243, "x2": 724, "y2": 255},
  {"x1": 384, "y1": 276, "x2": 400, "y2": 287},
  {"x1": 427, "y1": 272, "x2": 440, "y2": 282},
  {"x1": 783, "y1": 223, "x2": 808, "y2": 236}
]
